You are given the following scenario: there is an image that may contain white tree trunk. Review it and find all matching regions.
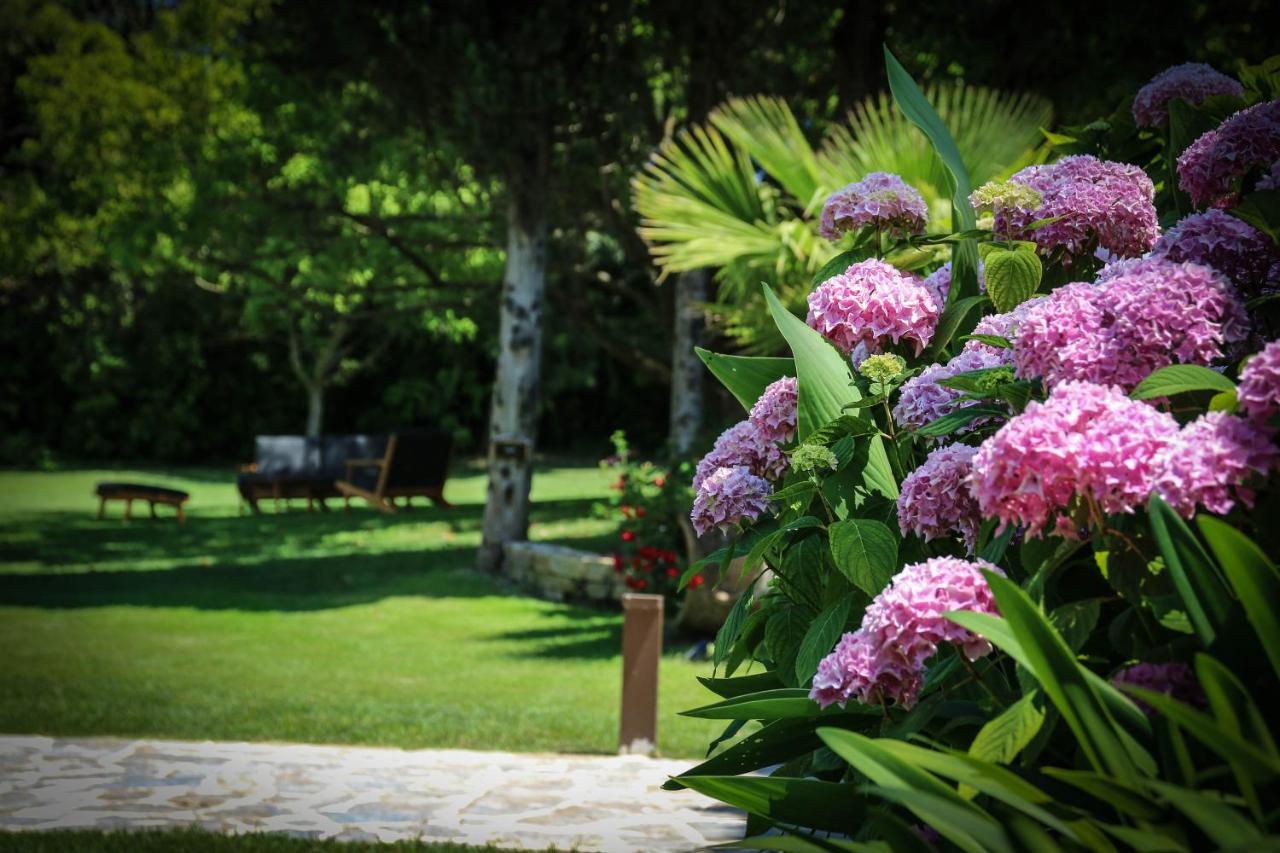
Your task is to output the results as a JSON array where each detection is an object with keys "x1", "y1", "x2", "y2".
[
  {"x1": 668, "y1": 269, "x2": 707, "y2": 456},
  {"x1": 476, "y1": 196, "x2": 548, "y2": 574},
  {"x1": 305, "y1": 384, "x2": 324, "y2": 438}
]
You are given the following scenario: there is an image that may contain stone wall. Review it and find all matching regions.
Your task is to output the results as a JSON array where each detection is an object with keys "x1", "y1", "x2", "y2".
[{"x1": 503, "y1": 541, "x2": 621, "y2": 604}]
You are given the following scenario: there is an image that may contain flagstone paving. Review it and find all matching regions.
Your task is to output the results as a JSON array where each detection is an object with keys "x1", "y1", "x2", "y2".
[{"x1": 0, "y1": 736, "x2": 744, "y2": 852}]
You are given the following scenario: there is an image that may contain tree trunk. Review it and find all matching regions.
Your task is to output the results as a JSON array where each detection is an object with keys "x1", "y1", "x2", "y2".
[
  {"x1": 476, "y1": 192, "x2": 548, "y2": 574},
  {"x1": 668, "y1": 269, "x2": 707, "y2": 455},
  {"x1": 305, "y1": 384, "x2": 324, "y2": 438}
]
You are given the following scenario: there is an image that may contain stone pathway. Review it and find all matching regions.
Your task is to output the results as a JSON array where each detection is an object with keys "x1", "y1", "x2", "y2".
[{"x1": 0, "y1": 736, "x2": 744, "y2": 851}]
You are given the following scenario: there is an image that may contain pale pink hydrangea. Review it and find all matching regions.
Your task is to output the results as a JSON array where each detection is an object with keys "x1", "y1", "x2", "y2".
[
  {"x1": 1014, "y1": 260, "x2": 1247, "y2": 390},
  {"x1": 819, "y1": 172, "x2": 928, "y2": 241},
  {"x1": 1151, "y1": 209, "x2": 1280, "y2": 294},
  {"x1": 962, "y1": 297, "x2": 1048, "y2": 355},
  {"x1": 990, "y1": 156, "x2": 1159, "y2": 260},
  {"x1": 1177, "y1": 100, "x2": 1280, "y2": 207},
  {"x1": 970, "y1": 381, "x2": 1180, "y2": 534},
  {"x1": 749, "y1": 377, "x2": 798, "y2": 444},
  {"x1": 1112, "y1": 662, "x2": 1206, "y2": 716},
  {"x1": 921, "y1": 260, "x2": 986, "y2": 310},
  {"x1": 692, "y1": 421, "x2": 788, "y2": 490},
  {"x1": 1154, "y1": 412, "x2": 1278, "y2": 517},
  {"x1": 810, "y1": 557, "x2": 1004, "y2": 710},
  {"x1": 690, "y1": 466, "x2": 772, "y2": 536},
  {"x1": 1238, "y1": 340, "x2": 1280, "y2": 421},
  {"x1": 893, "y1": 347, "x2": 1009, "y2": 432},
  {"x1": 897, "y1": 444, "x2": 982, "y2": 552},
  {"x1": 806, "y1": 259, "x2": 940, "y2": 356},
  {"x1": 1133, "y1": 63, "x2": 1244, "y2": 128}
]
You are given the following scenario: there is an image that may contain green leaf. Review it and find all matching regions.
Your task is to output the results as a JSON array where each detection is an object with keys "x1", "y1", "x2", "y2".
[
  {"x1": 984, "y1": 246, "x2": 1042, "y2": 312},
  {"x1": 962, "y1": 333, "x2": 1012, "y2": 349},
  {"x1": 698, "y1": 671, "x2": 784, "y2": 699},
  {"x1": 1040, "y1": 767, "x2": 1162, "y2": 820},
  {"x1": 810, "y1": 248, "x2": 865, "y2": 287},
  {"x1": 714, "y1": 586, "x2": 755, "y2": 669},
  {"x1": 1121, "y1": 686, "x2": 1280, "y2": 780},
  {"x1": 968, "y1": 690, "x2": 1046, "y2": 767},
  {"x1": 1146, "y1": 780, "x2": 1261, "y2": 849},
  {"x1": 1130, "y1": 364, "x2": 1236, "y2": 400},
  {"x1": 923, "y1": 295, "x2": 988, "y2": 361},
  {"x1": 1228, "y1": 189, "x2": 1280, "y2": 243},
  {"x1": 795, "y1": 595, "x2": 854, "y2": 685},
  {"x1": 1197, "y1": 515, "x2": 1280, "y2": 678},
  {"x1": 695, "y1": 348, "x2": 796, "y2": 412},
  {"x1": 681, "y1": 688, "x2": 822, "y2": 720},
  {"x1": 1148, "y1": 495, "x2": 1231, "y2": 646},
  {"x1": 858, "y1": 787, "x2": 1010, "y2": 853},
  {"x1": 1048, "y1": 599, "x2": 1101, "y2": 652},
  {"x1": 828, "y1": 518, "x2": 899, "y2": 597},
  {"x1": 675, "y1": 775, "x2": 864, "y2": 834},
  {"x1": 765, "y1": 604, "x2": 812, "y2": 686},
  {"x1": 916, "y1": 403, "x2": 1007, "y2": 437}
]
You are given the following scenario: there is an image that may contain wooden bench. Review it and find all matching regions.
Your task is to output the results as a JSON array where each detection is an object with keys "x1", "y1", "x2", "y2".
[{"x1": 95, "y1": 482, "x2": 190, "y2": 523}]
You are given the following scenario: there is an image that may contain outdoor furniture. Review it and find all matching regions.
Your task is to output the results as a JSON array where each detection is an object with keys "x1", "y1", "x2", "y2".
[
  {"x1": 237, "y1": 434, "x2": 388, "y2": 513},
  {"x1": 336, "y1": 428, "x2": 454, "y2": 513},
  {"x1": 95, "y1": 482, "x2": 189, "y2": 523}
]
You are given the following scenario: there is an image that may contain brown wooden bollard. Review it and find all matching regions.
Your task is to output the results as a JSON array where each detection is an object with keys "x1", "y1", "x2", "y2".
[{"x1": 619, "y1": 593, "x2": 664, "y2": 755}]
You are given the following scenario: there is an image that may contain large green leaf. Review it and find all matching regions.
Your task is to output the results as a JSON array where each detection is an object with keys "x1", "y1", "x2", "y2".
[
  {"x1": 829, "y1": 518, "x2": 899, "y2": 596},
  {"x1": 1148, "y1": 496, "x2": 1231, "y2": 646},
  {"x1": 1146, "y1": 781, "x2": 1261, "y2": 849},
  {"x1": 794, "y1": 595, "x2": 855, "y2": 685},
  {"x1": 1040, "y1": 768, "x2": 1162, "y2": 820},
  {"x1": 1197, "y1": 515, "x2": 1280, "y2": 678},
  {"x1": 681, "y1": 688, "x2": 825, "y2": 720},
  {"x1": 714, "y1": 586, "x2": 755, "y2": 669},
  {"x1": 696, "y1": 348, "x2": 796, "y2": 413},
  {"x1": 1195, "y1": 652, "x2": 1276, "y2": 815},
  {"x1": 765, "y1": 604, "x2": 813, "y2": 687},
  {"x1": 858, "y1": 787, "x2": 1011, "y2": 853},
  {"x1": 1120, "y1": 687, "x2": 1280, "y2": 781},
  {"x1": 1130, "y1": 364, "x2": 1236, "y2": 400},
  {"x1": 698, "y1": 671, "x2": 784, "y2": 699},
  {"x1": 676, "y1": 775, "x2": 864, "y2": 834},
  {"x1": 968, "y1": 689, "x2": 1046, "y2": 767}
]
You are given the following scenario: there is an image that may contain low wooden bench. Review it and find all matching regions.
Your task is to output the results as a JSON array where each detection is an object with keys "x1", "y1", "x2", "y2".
[{"x1": 95, "y1": 482, "x2": 190, "y2": 523}]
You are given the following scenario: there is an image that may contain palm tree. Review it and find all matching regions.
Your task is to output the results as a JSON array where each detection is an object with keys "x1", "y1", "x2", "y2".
[{"x1": 633, "y1": 85, "x2": 1052, "y2": 353}]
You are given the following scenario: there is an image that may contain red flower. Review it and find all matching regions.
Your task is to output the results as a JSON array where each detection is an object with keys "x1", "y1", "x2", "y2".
[
  {"x1": 634, "y1": 578, "x2": 648, "y2": 591},
  {"x1": 639, "y1": 560, "x2": 653, "y2": 573},
  {"x1": 689, "y1": 574, "x2": 706, "y2": 589},
  {"x1": 612, "y1": 554, "x2": 623, "y2": 573},
  {"x1": 666, "y1": 566, "x2": 679, "y2": 578},
  {"x1": 635, "y1": 506, "x2": 647, "y2": 518},
  {"x1": 620, "y1": 505, "x2": 633, "y2": 519},
  {"x1": 624, "y1": 576, "x2": 638, "y2": 590},
  {"x1": 654, "y1": 476, "x2": 666, "y2": 488},
  {"x1": 631, "y1": 556, "x2": 642, "y2": 569},
  {"x1": 662, "y1": 550, "x2": 678, "y2": 563},
  {"x1": 620, "y1": 530, "x2": 635, "y2": 542},
  {"x1": 638, "y1": 545, "x2": 659, "y2": 560}
]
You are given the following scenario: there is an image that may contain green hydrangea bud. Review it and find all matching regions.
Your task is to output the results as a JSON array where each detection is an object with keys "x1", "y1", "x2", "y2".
[
  {"x1": 970, "y1": 180, "x2": 1043, "y2": 215},
  {"x1": 858, "y1": 353, "x2": 907, "y2": 385},
  {"x1": 792, "y1": 444, "x2": 838, "y2": 474},
  {"x1": 974, "y1": 366, "x2": 1016, "y2": 393}
]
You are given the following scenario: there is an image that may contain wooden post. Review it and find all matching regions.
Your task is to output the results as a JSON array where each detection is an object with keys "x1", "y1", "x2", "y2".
[{"x1": 619, "y1": 593, "x2": 663, "y2": 755}]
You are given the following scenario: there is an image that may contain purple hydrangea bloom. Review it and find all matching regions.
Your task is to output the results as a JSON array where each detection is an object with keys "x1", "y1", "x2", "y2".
[
  {"x1": 1151, "y1": 209, "x2": 1280, "y2": 294},
  {"x1": 692, "y1": 421, "x2": 788, "y2": 491},
  {"x1": 1238, "y1": 339, "x2": 1280, "y2": 422},
  {"x1": 749, "y1": 377, "x2": 798, "y2": 444},
  {"x1": 970, "y1": 381, "x2": 1180, "y2": 534},
  {"x1": 992, "y1": 156, "x2": 1159, "y2": 260},
  {"x1": 690, "y1": 466, "x2": 772, "y2": 536},
  {"x1": 893, "y1": 347, "x2": 1009, "y2": 433},
  {"x1": 1133, "y1": 63, "x2": 1244, "y2": 128},
  {"x1": 1259, "y1": 161, "x2": 1280, "y2": 191},
  {"x1": 1112, "y1": 662, "x2": 1206, "y2": 716},
  {"x1": 1014, "y1": 259, "x2": 1247, "y2": 391},
  {"x1": 1178, "y1": 100, "x2": 1280, "y2": 207},
  {"x1": 1154, "y1": 412, "x2": 1278, "y2": 517},
  {"x1": 806, "y1": 259, "x2": 940, "y2": 356},
  {"x1": 819, "y1": 172, "x2": 928, "y2": 241},
  {"x1": 963, "y1": 297, "x2": 1048, "y2": 354},
  {"x1": 810, "y1": 558, "x2": 1004, "y2": 710},
  {"x1": 897, "y1": 443, "x2": 982, "y2": 552},
  {"x1": 921, "y1": 260, "x2": 986, "y2": 310}
]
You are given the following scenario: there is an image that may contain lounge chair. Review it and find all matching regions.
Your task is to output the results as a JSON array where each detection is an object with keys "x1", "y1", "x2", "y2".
[
  {"x1": 237, "y1": 434, "x2": 388, "y2": 513},
  {"x1": 335, "y1": 428, "x2": 454, "y2": 512}
]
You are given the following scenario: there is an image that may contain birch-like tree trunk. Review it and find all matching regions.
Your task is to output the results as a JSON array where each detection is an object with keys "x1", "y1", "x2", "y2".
[
  {"x1": 668, "y1": 268, "x2": 707, "y2": 455},
  {"x1": 476, "y1": 193, "x2": 548, "y2": 573},
  {"x1": 305, "y1": 384, "x2": 324, "y2": 439}
]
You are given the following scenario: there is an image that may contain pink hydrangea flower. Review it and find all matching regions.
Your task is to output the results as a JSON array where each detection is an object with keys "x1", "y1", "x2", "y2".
[
  {"x1": 807, "y1": 259, "x2": 940, "y2": 356},
  {"x1": 1178, "y1": 100, "x2": 1280, "y2": 207},
  {"x1": 692, "y1": 421, "x2": 788, "y2": 490},
  {"x1": 898, "y1": 444, "x2": 982, "y2": 552},
  {"x1": 1133, "y1": 63, "x2": 1244, "y2": 128},
  {"x1": 1151, "y1": 209, "x2": 1280, "y2": 294},
  {"x1": 970, "y1": 381, "x2": 1180, "y2": 534},
  {"x1": 690, "y1": 466, "x2": 772, "y2": 536},
  {"x1": 819, "y1": 172, "x2": 928, "y2": 241},
  {"x1": 991, "y1": 156, "x2": 1159, "y2": 260},
  {"x1": 1014, "y1": 259, "x2": 1247, "y2": 391},
  {"x1": 749, "y1": 377, "x2": 798, "y2": 443},
  {"x1": 921, "y1": 260, "x2": 986, "y2": 310},
  {"x1": 1154, "y1": 412, "x2": 1278, "y2": 517},
  {"x1": 893, "y1": 347, "x2": 1009, "y2": 433},
  {"x1": 962, "y1": 297, "x2": 1048, "y2": 355},
  {"x1": 810, "y1": 557, "x2": 1004, "y2": 710},
  {"x1": 1112, "y1": 662, "x2": 1206, "y2": 716},
  {"x1": 1238, "y1": 340, "x2": 1280, "y2": 421}
]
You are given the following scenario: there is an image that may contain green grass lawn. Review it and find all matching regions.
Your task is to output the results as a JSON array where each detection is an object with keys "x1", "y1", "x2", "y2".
[{"x1": 0, "y1": 462, "x2": 723, "y2": 757}]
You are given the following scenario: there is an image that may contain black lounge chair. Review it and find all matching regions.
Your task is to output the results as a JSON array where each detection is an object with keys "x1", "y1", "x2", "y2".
[
  {"x1": 335, "y1": 429, "x2": 454, "y2": 513},
  {"x1": 237, "y1": 434, "x2": 388, "y2": 513}
]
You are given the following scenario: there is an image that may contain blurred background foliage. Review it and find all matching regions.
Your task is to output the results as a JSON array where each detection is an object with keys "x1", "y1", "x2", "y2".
[{"x1": 0, "y1": 0, "x2": 1273, "y2": 464}]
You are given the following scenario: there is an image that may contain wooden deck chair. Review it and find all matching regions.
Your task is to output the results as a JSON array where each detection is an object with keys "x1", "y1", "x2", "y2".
[{"x1": 335, "y1": 429, "x2": 453, "y2": 512}]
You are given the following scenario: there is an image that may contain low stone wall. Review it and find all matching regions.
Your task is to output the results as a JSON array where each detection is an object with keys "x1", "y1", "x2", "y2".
[{"x1": 503, "y1": 541, "x2": 621, "y2": 604}]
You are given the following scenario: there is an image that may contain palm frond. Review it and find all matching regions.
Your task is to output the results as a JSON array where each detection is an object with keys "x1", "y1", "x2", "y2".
[{"x1": 710, "y1": 96, "x2": 824, "y2": 210}]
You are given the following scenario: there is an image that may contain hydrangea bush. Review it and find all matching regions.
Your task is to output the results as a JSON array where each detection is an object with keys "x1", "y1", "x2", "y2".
[{"x1": 662, "y1": 49, "x2": 1280, "y2": 849}]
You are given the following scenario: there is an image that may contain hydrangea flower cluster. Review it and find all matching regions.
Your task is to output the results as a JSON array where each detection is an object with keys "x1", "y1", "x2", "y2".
[
  {"x1": 986, "y1": 156, "x2": 1159, "y2": 260},
  {"x1": 1177, "y1": 100, "x2": 1280, "y2": 207},
  {"x1": 689, "y1": 466, "x2": 772, "y2": 536},
  {"x1": 970, "y1": 381, "x2": 1180, "y2": 534},
  {"x1": 692, "y1": 421, "x2": 788, "y2": 491},
  {"x1": 749, "y1": 377, "x2": 798, "y2": 443},
  {"x1": 897, "y1": 444, "x2": 982, "y2": 552},
  {"x1": 810, "y1": 558, "x2": 1003, "y2": 710},
  {"x1": 806, "y1": 259, "x2": 940, "y2": 356},
  {"x1": 893, "y1": 347, "x2": 1009, "y2": 432},
  {"x1": 1132, "y1": 63, "x2": 1244, "y2": 128},
  {"x1": 921, "y1": 260, "x2": 986, "y2": 311},
  {"x1": 1260, "y1": 161, "x2": 1280, "y2": 192},
  {"x1": 859, "y1": 353, "x2": 907, "y2": 385},
  {"x1": 819, "y1": 172, "x2": 928, "y2": 241},
  {"x1": 1111, "y1": 662, "x2": 1206, "y2": 716},
  {"x1": 1238, "y1": 340, "x2": 1280, "y2": 422},
  {"x1": 1154, "y1": 412, "x2": 1278, "y2": 517},
  {"x1": 1014, "y1": 260, "x2": 1246, "y2": 391},
  {"x1": 963, "y1": 297, "x2": 1047, "y2": 355},
  {"x1": 1150, "y1": 209, "x2": 1280, "y2": 294}
]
